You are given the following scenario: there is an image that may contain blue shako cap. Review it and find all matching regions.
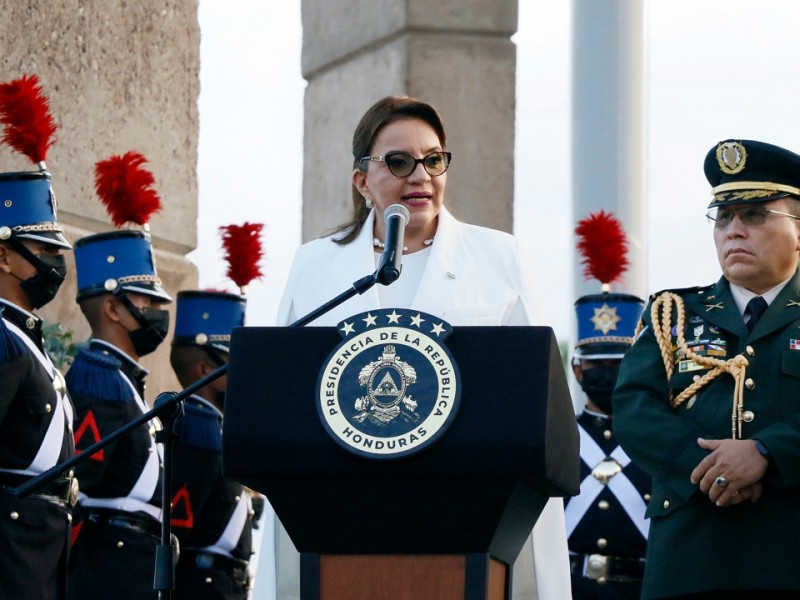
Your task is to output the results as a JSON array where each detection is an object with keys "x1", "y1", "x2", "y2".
[
  {"x1": 0, "y1": 170, "x2": 71, "y2": 248},
  {"x1": 705, "y1": 139, "x2": 800, "y2": 207},
  {"x1": 73, "y1": 229, "x2": 171, "y2": 302},
  {"x1": 574, "y1": 292, "x2": 644, "y2": 359},
  {"x1": 172, "y1": 290, "x2": 245, "y2": 353}
]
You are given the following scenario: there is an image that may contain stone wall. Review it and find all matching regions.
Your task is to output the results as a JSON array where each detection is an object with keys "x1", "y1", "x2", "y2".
[{"x1": 0, "y1": 0, "x2": 200, "y2": 396}]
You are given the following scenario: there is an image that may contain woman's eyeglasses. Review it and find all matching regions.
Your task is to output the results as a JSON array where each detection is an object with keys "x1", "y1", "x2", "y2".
[
  {"x1": 706, "y1": 205, "x2": 800, "y2": 228},
  {"x1": 359, "y1": 151, "x2": 452, "y2": 178}
]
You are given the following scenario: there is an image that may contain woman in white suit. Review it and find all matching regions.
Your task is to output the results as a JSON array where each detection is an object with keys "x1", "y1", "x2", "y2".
[{"x1": 272, "y1": 95, "x2": 571, "y2": 599}]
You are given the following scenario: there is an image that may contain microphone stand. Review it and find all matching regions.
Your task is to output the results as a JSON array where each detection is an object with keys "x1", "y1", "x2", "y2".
[{"x1": 11, "y1": 264, "x2": 393, "y2": 599}]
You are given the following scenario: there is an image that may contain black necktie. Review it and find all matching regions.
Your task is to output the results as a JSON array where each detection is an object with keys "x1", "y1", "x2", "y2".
[{"x1": 745, "y1": 296, "x2": 768, "y2": 333}]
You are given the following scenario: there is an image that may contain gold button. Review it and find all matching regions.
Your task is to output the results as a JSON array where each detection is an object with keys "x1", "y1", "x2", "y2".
[
  {"x1": 597, "y1": 538, "x2": 608, "y2": 550},
  {"x1": 692, "y1": 375, "x2": 700, "y2": 382},
  {"x1": 746, "y1": 345, "x2": 755, "y2": 356},
  {"x1": 745, "y1": 378, "x2": 755, "y2": 390},
  {"x1": 117, "y1": 541, "x2": 124, "y2": 548},
  {"x1": 10, "y1": 511, "x2": 19, "y2": 520},
  {"x1": 25, "y1": 317, "x2": 36, "y2": 330},
  {"x1": 598, "y1": 500, "x2": 609, "y2": 510},
  {"x1": 205, "y1": 577, "x2": 213, "y2": 584},
  {"x1": 742, "y1": 411, "x2": 755, "y2": 423},
  {"x1": 235, "y1": 495, "x2": 241, "y2": 502},
  {"x1": 3, "y1": 199, "x2": 11, "y2": 207},
  {"x1": 644, "y1": 494, "x2": 651, "y2": 502},
  {"x1": 597, "y1": 576, "x2": 608, "y2": 585},
  {"x1": 663, "y1": 500, "x2": 670, "y2": 509},
  {"x1": 603, "y1": 430, "x2": 612, "y2": 440},
  {"x1": 45, "y1": 404, "x2": 52, "y2": 413}
]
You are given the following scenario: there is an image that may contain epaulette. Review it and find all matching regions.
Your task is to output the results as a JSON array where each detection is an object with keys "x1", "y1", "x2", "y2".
[
  {"x1": 176, "y1": 399, "x2": 222, "y2": 452},
  {"x1": 0, "y1": 307, "x2": 26, "y2": 363},
  {"x1": 648, "y1": 284, "x2": 713, "y2": 301},
  {"x1": 65, "y1": 347, "x2": 133, "y2": 402}
]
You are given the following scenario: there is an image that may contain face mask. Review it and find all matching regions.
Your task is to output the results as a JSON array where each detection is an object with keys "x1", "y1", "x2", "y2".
[
  {"x1": 127, "y1": 305, "x2": 170, "y2": 357},
  {"x1": 214, "y1": 390, "x2": 227, "y2": 410},
  {"x1": 19, "y1": 253, "x2": 67, "y2": 309},
  {"x1": 579, "y1": 365, "x2": 620, "y2": 414}
]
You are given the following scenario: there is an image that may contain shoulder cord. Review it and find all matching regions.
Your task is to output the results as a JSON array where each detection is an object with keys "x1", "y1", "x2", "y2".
[{"x1": 649, "y1": 292, "x2": 749, "y2": 439}]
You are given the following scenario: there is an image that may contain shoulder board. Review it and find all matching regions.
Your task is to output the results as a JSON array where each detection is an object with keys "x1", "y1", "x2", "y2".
[
  {"x1": 649, "y1": 284, "x2": 712, "y2": 301},
  {"x1": 65, "y1": 347, "x2": 133, "y2": 402},
  {"x1": 0, "y1": 307, "x2": 27, "y2": 362},
  {"x1": 176, "y1": 399, "x2": 222, "y2": 452}
]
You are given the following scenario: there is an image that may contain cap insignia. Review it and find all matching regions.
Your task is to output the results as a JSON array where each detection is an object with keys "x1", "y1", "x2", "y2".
[
  {"x1": 591, "y1": 303, "x2": 621, "y2": 335},
  {"x1": 716, "y1": 141, "x2": 747, "y2": 175}
]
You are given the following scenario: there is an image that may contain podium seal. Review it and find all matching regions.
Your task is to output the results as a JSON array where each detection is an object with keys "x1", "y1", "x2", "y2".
[{"x1": 316, "y1": 309, "x2": 461, "y2": 459}]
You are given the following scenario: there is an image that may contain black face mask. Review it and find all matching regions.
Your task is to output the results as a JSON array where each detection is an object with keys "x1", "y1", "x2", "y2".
[
  {"x1": 214, "y1": 390, "x2": 227, "y2": 410},
  {"x1": 579, "y1": 365, "x2": 620, "y2": 414},
  {"x1": 19, "y1": 253, "x2": 67, "y2": 309},
  {"x1": 128, "y1": 306, "x2": 170, "y2": 357}
]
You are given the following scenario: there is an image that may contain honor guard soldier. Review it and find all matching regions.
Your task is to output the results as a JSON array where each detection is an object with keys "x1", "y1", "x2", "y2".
[
  {"x1": 66, "y1": 152, "x2": 171, "y2": 600},
  {"x1": 169, "y1": 222, "x2": 264, "y2": 599},
  {"x1": 565, "y1": 212, "x2": 649, "y2": 599},
  {"x1": 614, "y1": 140, "x2": 800, "y2": 599},
  {"x1": 0, "y1": 75, "x2": 76, "y2": 600}
]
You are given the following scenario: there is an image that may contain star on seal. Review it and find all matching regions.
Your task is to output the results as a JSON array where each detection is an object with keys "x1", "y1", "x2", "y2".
[{"x1": 591, "y1": 303, "x2": 621, "y2": 334}]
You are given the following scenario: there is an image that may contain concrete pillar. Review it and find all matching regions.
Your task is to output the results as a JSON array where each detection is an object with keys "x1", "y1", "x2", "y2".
[
  {"x1": 0, "y1": 1, "x2": 200, "y2": 395},
  {"x1": 571, "y1": 0, "x2": 645, "y2": 299},
  {"x1": 301, "y1": 0, "x2": 518, "y2": 241}
]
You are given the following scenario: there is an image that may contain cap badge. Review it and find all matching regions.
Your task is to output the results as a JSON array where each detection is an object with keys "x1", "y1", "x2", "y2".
[
  {"x1": 716, "y1": 141, "x2": 747, "y2": 175},
  {"x1": 591, "y1": 303, "x2": 621, "y2": 335}
]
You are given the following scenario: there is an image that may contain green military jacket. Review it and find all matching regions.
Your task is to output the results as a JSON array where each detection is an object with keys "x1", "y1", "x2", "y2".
[{"x1": 613, "y1": 271, "x2": 800, "y2": 598}]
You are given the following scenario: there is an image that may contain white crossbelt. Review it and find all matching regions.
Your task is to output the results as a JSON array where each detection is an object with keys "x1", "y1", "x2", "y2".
[
  {"x1": 564, "y1": 424, "x2": 649, "y2": 539},
  {"x1": 0, "y1": 317, "x2": 73, "y2": 476},
  {"x1": 79, "y1": 370, "x2": 163, "y2": 521}
]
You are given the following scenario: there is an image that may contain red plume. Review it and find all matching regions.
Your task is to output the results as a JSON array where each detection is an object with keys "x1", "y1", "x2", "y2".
[
  {"x1": 94, "y1": 151, "x2": 162, "y2": 227},
  {"x1": 0, "y1": 75, "x2": 57, "y2": 165},
  {"x1": 219, "y1": 222, "x2": 265, "y2": 292},
  {"x1": 575, "y1": 211, "x2": 629, "y2": 286}
]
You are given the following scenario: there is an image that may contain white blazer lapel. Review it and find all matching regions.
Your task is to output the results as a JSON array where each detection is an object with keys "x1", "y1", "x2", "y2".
[
  {"x1": 328, "y1": 210, "x2": 382, "y2": 319},
  {"x1": 411, "y1": 207, "x2": 463, "y2": 318}
]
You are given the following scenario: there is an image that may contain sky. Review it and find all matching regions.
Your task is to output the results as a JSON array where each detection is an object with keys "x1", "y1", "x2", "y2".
[{"x1": 193, "y1": 2, "x2": 800, "y2": 597}]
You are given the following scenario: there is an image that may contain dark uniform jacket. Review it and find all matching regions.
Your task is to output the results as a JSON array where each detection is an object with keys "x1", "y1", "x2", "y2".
[
  {"x1": 171, "y1": 395, "x2": 253, "y2": 599},
  {"x1": 565, "y1": 410, "x2": 650, "y2": 599},
  {"x1": 65, "y1": 339, "x2": 162, "y2": 600},
  {"x1": 0, "y1": 300, "x2": 74, "y2": 600},
  {"x1": 613, "y1": 271, "x2": 800, "y2": 598}
]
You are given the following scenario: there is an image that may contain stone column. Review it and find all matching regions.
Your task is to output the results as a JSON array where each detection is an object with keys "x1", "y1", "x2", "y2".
[
  {"x1": 301, "y1": 0, "x2": 518, "y2": 241},
  {"x1": 0, "y1": 1, "x2": 200, "y2": 396},
  {"x1": 572, "y1": 0, "x2": 645, "y2": 299}
]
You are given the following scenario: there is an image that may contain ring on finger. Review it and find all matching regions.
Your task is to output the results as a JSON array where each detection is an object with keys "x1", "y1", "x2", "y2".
[{"x1": 714, "y1": 475, "x2": 727, "y2": 487}]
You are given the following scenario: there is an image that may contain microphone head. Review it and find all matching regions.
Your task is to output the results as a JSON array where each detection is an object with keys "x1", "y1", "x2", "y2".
[{"x1": 383, "y1": 203, "x2": 410, "y2": 225}]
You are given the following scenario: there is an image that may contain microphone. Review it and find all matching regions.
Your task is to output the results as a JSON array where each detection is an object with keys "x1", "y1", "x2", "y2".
[{"x1": 376, "y1": 204, "x2": 410, "y2": 285}]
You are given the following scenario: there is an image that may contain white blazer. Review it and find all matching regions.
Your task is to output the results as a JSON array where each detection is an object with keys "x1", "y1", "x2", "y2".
[
  {"x1": 277, "y1": 206, "x2": 538, "y2": 327},
  {"x1": 267, "y1": 206, "x2": 571, "y2": 600}
]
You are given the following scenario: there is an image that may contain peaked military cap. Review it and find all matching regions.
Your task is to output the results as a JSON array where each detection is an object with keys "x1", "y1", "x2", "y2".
[
  {"x1": 74, "y1": 230, "x2": 171, "y2": 302},
  {"x1": 172, "y1": 290, "x2": 245, "y2": 353},
  {"x1": 0, "y1": 170, "x2": 71, "y2": 249},
  {"x1": 574, "y1": 292, "x2": 644, "y2": 359},
  {"x1": 705, "y1": 139, "x2": 800, "y2": 207}
]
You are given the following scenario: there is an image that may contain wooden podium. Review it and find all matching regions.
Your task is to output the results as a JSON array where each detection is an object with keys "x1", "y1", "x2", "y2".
[{"x1": 223, "y1": 325, "x2": 579, "y2": 600}]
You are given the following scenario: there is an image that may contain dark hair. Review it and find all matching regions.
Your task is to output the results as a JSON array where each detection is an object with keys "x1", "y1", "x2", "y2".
[{"x1": 332, "y1": 95, "x2": 447, "y2": 244}]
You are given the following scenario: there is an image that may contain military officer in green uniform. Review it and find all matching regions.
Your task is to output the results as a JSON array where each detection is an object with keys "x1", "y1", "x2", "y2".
[{"x1": 613, "y1": 139, "x2": 800, "y2": 599}]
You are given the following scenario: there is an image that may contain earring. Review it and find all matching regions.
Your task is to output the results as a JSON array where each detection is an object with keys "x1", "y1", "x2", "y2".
[{"x1": 364, "y1": 196, "x2": 373, "y2": 209}]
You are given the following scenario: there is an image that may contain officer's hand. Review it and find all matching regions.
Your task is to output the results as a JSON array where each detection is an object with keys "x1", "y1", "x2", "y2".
[
  {"x1": 728, "y1": 482, "x2": 764, "y2": 506},
  {"x1": 690, "y1": 438, "x2": 768, "y2": 506}
]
